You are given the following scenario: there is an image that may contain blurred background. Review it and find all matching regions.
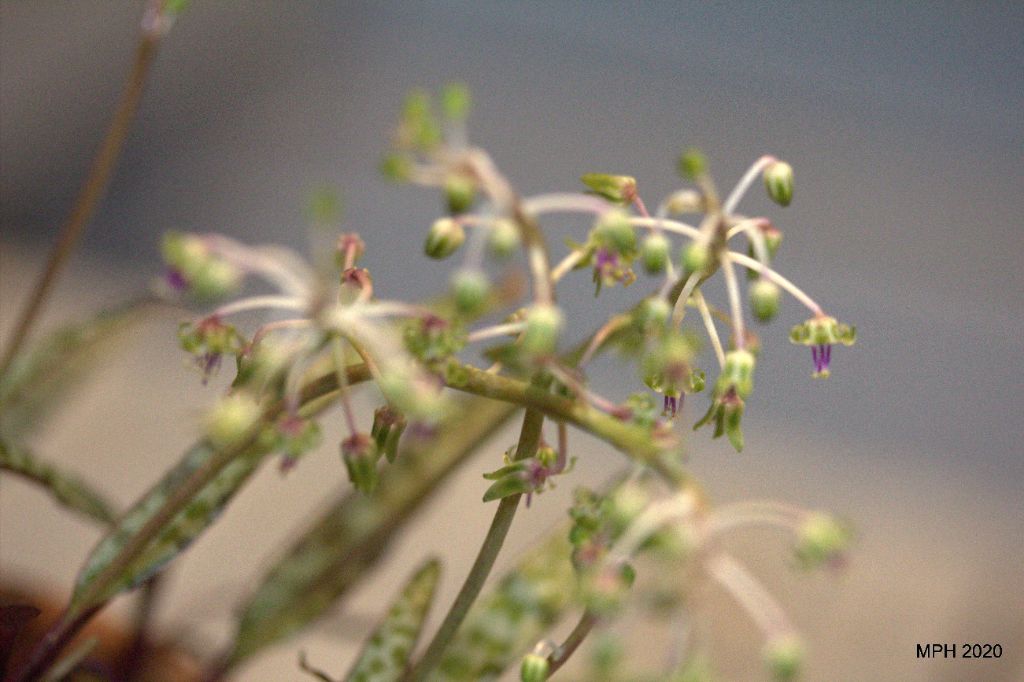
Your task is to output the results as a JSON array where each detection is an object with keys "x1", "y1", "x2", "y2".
[{"x1": 2, "y1": 2, "x2": 1022, "y2": 680}]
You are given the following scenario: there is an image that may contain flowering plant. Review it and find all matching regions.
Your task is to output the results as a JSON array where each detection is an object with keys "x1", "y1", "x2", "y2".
[{"x1": 1, "y1": 6, "x2": 855, "y2": 680}]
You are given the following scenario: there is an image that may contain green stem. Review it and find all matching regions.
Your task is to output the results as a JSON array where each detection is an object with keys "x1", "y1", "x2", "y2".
[
  {"x1": 547, "y1": 610, "x2": 599, "y2": 676},
  {"x1": 404, "y1": 406, "x2": 546, "y2": 682},
  {"x1": 0, "y1": 3, "x2": 167, "y2": 377}
]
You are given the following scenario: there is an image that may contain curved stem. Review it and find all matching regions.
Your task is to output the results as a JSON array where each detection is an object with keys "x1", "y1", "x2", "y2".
[
  {"x1": 546, "y1": 610, "x2": 599, "y2": 676},
  {"x1": 0, "y1": 3, "x2": 166, "y2": 377},
  {"x1": 727, "y1": 251, "x2": 823, "y2": 315},
  {"x1": 404, "y1": 406, "x2": 546, "y2": 682},
  {"x1": 722, "y1": 155, "x2": 775, "y2": 215},
  {"x1": 629, "y1": 216, "x2": 702, "y2": 240}
]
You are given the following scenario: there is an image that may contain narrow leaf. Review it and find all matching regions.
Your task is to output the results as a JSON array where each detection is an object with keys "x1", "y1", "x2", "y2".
[
  {"x1": 69, "y1": 440, "x2": 267, "y2": 612},
  {"x1": 343, "y1": 558, "x2": 441, "y2": 682},
  {"x1": 226, "y1": 396, "x2": 518, "y2": 667},
  {"x1": 481, "y1": 474, "x2": 532, "y2": 502},
  {"x1": 0, "y1": 438, "x2": 118, "y2": 526},
  {"x1": 0, "y1": 300, "x2": 155, "y2": 439}
]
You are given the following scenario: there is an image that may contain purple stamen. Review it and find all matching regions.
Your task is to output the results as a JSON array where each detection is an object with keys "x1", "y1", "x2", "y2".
[
  {"x1": 663, "y1": 394, "x2": 678, "y2": 418},
  {"x1": 198, "y1": 352, "x2": 222, "y2": 384},
  {"x1": 165, "y1": 267, "x2": 188, "y2": 292},
  {"x1": 811, "y1": 346, "x2": 820, "y2": 372}
]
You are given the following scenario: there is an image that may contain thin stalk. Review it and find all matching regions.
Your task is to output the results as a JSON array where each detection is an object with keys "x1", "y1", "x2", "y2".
[
  {"x1": 0, "y1": 3, "x2": 167, "y2": 377},
  {"x1": 722, "y1": 155, "x2": 775, "y2": 215},
  {"x1": 404, "y1": 406, "x2": 546, "y2": 682},
  {"x1": 720, "y1": 253, "x2": 746, "y2": 350},
  {"x1": 694, "y1": 291, "x2": 726, "y2": 369},
  {"x1": 727, "y1": 251, "x2": 823, "y2": 315},
  {"x1": 628, "y1": 216, "x2": 702, "y2": 241},
  {"x1": 547, "y1": 610, "x2": 599, "y2": 676}
]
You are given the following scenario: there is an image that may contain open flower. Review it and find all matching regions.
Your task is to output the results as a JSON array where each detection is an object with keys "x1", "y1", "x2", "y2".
[{"x1": 789, "y1": 315, "x2": 856, "y2": 378}]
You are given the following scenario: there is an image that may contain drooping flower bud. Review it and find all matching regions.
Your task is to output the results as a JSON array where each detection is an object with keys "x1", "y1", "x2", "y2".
[
  {"x1": 341, "y1": 433, "x2": 379, "y2": 494},
  {"x1": 487, "y1": 218, "x2": 521, "y2": 258},
  {"x1": 665, "y1": 188, "x2": 704, "y2": 214},
  {"x1": 520, "y1": 304, "x2": 564, "y2": 359},
  {"x1": 371, "y1": 405, "x2": 407, "y2": 463},
  {"x1": 441, "y1": 82, "x2": 472, "y2": 121},
  {"x1": 716, "y1": 350, "x2": 756, "y2": 398},
  {"x1": 424, "y1": 217, "x2": 465, "y2": 259},
  {"x1": 750, "y1": 278, "x2": 781, "y2": 322},
  {"x1": 640, "y1": 232, "x2": 671, "y2": 274},
  {"x1": 443, "y1": 174, "x2": 476, "y2": 214},
  {"x1": 519, "y1": 653, "x2": 550, "y2": 682},
  {"x1": 764, "y1": 634, "x2": 804, "y2": 681},
  {"x1": 580, "y1": 173, "x2": 638, "y2": 205},
  {"x1": 204, "y1": 393, "x2": 261, "y2": 450},
  {"x1": 681, "y1": 242, "x2": 711, "y2": 276},
  {"x1": 636, "y1": 296, "x2": 671, "y2": 331},
  {"x1": 451, "y1": 269, "x2": 490, "y2": 315},
  {"x1": 190, "y1": 259, "x2": 242, "y2": 301},
  {"x1": 593, "y1": 210, "x2": 637, "y2": 255},
  {"x1": 794, "y1": 512, "x2": 853, "y2": 569},
  {"x1": 763, "y1": 160, "x2": 794, "y2": 207},
  {"x1": 677, "y1": 148, "x2": 707, "y2": 180}
]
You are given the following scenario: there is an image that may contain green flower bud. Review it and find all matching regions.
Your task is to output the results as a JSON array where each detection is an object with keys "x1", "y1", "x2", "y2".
[
  {"x1": 520, "y1": 304, "x2": 564, "y2": 358},
  {"x1": 681, "y1": 242, "x2": 711, "y2": 275},
  {"x1": 580, "y1": 173, "x2": 637, "y2": 204},
  {"x1": 664, "y1": 189, "x2": 703, "y2": 214},
  {"x1": 451, "y1": 269, "x2": 490, "y2": 315},
  {"x1": 716, "y1": 349, "x2": 756, "y2": 398},
  {"x1": 593, "y1": 210, "x2": 637, "y2": 254},
  {"x1": 190, "y1": 258, "x2": 242, "y2": 300},
  {"x1": 441, "y1": 82, "x2": 472, "y2": 121},
  {"x1": 764, "y1": 634, "x2": 804, "y2": 681},
  {"x1": 380, "y1": 153, "x2": 413, "y2": 182},
  {"x1": 371, "y1": 405, "x2": 407, "y2": 464},
  {"x1": 795, "y1": 513, "x2": 853, "y2": 569},
  {"x1": 637, "y1": 296, "x2": 671, "y2": 330},
  {"x1": 424, "y1": 217, "x2": 465, "y2": 259},
  {"x1": 763, "y1": 223, "x2": 784, "y2": 256},
  {"x1": 341, "y1": 433, "x2": 379, "y2": 494},
  {"x1": 764, "y1": 160, "x2": 794, "y2": 207},
  {"x1": 487, "y1": 218, "x2": 521, "y2": 258},
  {"x1": 444, "y1": 174, "x2": 476, "y2": 214},
  {"x1": 642, "y1": 333, "x2": 697, "y2": 397},
  {"x1": 161, "y1": 231, "x2": 208, "y2": 280},
  {"x1": 204, "y1": 393, "x2": 261, "y2": 450},
  {"x1": 520, "y1": 653, "x2": 550, "y2": 682},
  {"x1": 677, "y1": 148, "x2": 707, "y2": 180},
  {"x1": 750, "y1": 278, "x2": 781, "y2": 322},
  {"x1": 640, "y1": 232, "x2": 671, "y2": 274}
]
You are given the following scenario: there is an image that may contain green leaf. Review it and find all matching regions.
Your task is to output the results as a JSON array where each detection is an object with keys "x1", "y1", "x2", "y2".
[
  {"x1": 69, "y1": 439, "x2": 268, "y2": 612},
  {"x1": 0, "y1": 301, "x2": 154, "y2": 439},
  {"x1": 481, "y1": 474, "x2": 532, "y2": 502},
  {"x1": 225, "y1": 396, "x2": 518, "y2": 668},
  {"x1": 0, "y1": 439, "x2": 118, "y2": 526},
  {"x1": 344, "y1": 558, "x2": 441, "y2": 682}
]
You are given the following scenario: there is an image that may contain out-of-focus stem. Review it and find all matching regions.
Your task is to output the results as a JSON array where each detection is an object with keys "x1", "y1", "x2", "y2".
[{"x1": 0, "y1": 3, "x2": 168, "y2": 377}]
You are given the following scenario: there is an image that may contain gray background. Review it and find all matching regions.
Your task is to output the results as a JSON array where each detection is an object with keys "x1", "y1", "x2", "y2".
[{"x1": 2, "y1": 2, "x2": 1023, "y2": 680}]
